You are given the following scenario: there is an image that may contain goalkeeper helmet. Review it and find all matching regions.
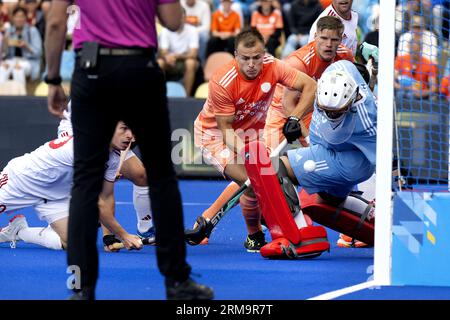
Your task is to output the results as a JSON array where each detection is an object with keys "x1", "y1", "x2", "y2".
[{"x1": 316, "y1": 70, "x2": 359, "y2": 118}]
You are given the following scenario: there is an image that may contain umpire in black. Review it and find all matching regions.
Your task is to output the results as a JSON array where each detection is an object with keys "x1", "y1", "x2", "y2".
[{"x1": 45, "y1": 0, "x2": 213, "y2": 300}]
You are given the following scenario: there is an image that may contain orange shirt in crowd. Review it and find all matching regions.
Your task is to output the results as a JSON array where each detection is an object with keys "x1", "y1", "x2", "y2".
[
  {"x1": 185, "y1": 15, "x2": 200, "y2": 27},
  {"x1": 195, "y1": 54, "x2": 299, "y2": 134},
  {"x1": 441, "y1": 75, "x2": 449, "y2": 98},
  {"x1": 319, "y1": 0, "x2": 333, "y2": 9},
  {"x1": 394, "y1": 54, "x2": 438, "y2": 90},
  {"x1": 250, "y1": 9, "x2": 283, "y2": 42},
  {"x1": 211, "y1": 9, "x2": 241, "y2": 33},
  {"x1": 270, "y1": 41, "x2": 354, "y2": 127}
]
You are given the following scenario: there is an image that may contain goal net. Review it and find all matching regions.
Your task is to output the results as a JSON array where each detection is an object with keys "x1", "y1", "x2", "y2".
[{"x1": 375, "y1": 0, "x2": 450, "y2": 287}]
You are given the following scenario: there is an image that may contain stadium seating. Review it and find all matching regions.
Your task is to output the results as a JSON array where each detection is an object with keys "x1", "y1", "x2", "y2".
[
  {"x1": 194, "y1": 82, "x2": 208, "y2": 99},
  {"x1": 166, "y1": 81, "x2": 187, "y2": 97}
]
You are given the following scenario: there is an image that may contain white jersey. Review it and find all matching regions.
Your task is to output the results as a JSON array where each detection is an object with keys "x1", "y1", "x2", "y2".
[
  {"x1": 308, "y1": 4, "x2": 359, "y2": 55},
  {"x1": 3, "y1": 136, "x2": 120, "y2": 201},
  {"x1": 2, "y1": 103, "x2": 134, "y2": 201}
]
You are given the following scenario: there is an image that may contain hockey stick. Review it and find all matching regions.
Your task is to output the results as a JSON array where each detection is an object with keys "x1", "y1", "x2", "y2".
[
  {"x1": 115, "y1": 141, "x2": 132, "y2": 180},
  {"x1": 185, "y1": 139, "x2": 288, "y2": 245},
  {"x1": 111, "y1": 236, "x2": 155, "y2": 250}
]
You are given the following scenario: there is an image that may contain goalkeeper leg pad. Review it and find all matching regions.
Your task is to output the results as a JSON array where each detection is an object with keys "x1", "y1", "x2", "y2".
[
  {"x1": 242, "y1": 141, "x2": 329, "y2": 259},
  {"x1": 260, "y1": 226, "x2": 329, "y2": 259},
  {"x1": 300, "y1": 190, "x2": 375, "y2": 246},
  {"x1": 243, "y1": 141, "x2": 302, "y2": 243}
]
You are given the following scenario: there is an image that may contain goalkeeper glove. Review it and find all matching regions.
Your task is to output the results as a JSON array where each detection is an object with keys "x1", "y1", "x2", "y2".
[
  {"x1": 283, "y1": 116, "x2": 302, "y2": 143},
  {"x1": 360, "y1": 42, "x2": 379, "y2": 63}
]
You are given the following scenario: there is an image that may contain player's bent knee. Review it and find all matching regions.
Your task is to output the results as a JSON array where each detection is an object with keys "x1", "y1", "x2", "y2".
[
  {"x1": 42, "y1": 225, "x2": 64, "y2": 250},
  {"x1": 280, "y1": 156, "x2": 298, "y2": 185}
]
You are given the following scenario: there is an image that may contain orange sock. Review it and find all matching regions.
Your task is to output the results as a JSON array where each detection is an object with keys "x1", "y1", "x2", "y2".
[
  {"x1": 202, "y1": 181, "x2": 240, "y2": 220},
  {"x1": 240, "y1": 193, "x2": 261, "y2": 235}
]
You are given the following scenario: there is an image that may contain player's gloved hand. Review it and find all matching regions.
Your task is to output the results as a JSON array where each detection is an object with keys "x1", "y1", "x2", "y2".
[
  {"x1": 360, "y1": 42, "x2": 379, "y2": 63},
  {"x1": 103, "y1": 234, "x2": 122, "y2": 252},
  {"x1": 283, "y1": 116, "x2": 302, "y2": 143}
]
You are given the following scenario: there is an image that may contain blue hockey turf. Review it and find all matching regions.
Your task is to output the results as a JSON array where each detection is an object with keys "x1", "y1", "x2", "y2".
[{"x1": 0, "y1": 180, "x2": 448, "y2": 300}]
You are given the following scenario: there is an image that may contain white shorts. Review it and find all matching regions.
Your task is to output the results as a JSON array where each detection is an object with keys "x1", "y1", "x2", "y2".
[{"x1": 0, "y1": 171, "x2": 69, "y2": 225}]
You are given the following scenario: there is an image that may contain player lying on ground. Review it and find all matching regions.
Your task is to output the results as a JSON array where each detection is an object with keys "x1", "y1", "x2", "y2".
[
  {"x1": 58, "y1": 102, "x2": 155, "y2": 251},
  {"x1": 0, "y1": 121, "x2": 143, "y2": 251}
]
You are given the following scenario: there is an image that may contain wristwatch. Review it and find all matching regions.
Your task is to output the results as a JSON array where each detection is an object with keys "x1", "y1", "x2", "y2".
[{"x1": 44, "y1": 75, "x2": 62, "y2": 85}]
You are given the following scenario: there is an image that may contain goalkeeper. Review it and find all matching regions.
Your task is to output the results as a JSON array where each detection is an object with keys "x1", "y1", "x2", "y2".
[{"x1": 276, "y1": 60, "x2": 377, "y2": 244}]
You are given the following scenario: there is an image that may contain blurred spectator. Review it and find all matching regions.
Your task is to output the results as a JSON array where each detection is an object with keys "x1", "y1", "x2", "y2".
[
  {"x1": 216, "y1": 0, "x2": 248, "y2": 27},
  {"x1": 281, "y1": 0, "x2": 322, "y2": 58},
  {"x1": 395, "y1": 0, "x2": 432, "y2": 35},
  {"x1": 158, "y1": 11, "x2": 200, "y2": 96},
  {"x1": 440, "y1": 0, "x2": 450, "y2": 45},
  {"x1": 309, "y1": 0, "x2": 359, "y2": 55},
  {"x1": 440, "y1": 74, "x2": 449, "y2": 100},
  {"x1": 24, "y1": 0, "x2": 45, "y2": 40},
  {"x1": 0, "y1": 0, "x2": 8, "y2": 61},
  {"x1": 206, "y1": 0, "x2": 241, "y2": 58},
  {"x1": 250, "y1": 0, "x2": 283, "y2": 56},
  {"x1": 0, "y1": 6, "x2": 42, "y2": 90},
  {"x1": 430, "y1": 0, "x2": 447, "y2": 39},
  {"x1": 397, "y1": 15, "x2": 439, "y2": 64},
  {"x1": 394, "y1": 38, "x2": 439, "y2": 100},
  {"x1": 181, "y1": 0, "x2": 211, "y2": 64},
  {"x1": 39, "y1": 0, "x2": 51, "y2": 20},
  {"x1": 319, "y1": 0, "x2": 332, "y2": 8},
  {"x1": 0, "y1": 0, "x2": 10, "y2": 32},
  {"x1": 363, "y1": 6, "x2": 379, "y2": 47},
  {"x1": 352, "y1": 0, "x2": 379, "y2": 36}
]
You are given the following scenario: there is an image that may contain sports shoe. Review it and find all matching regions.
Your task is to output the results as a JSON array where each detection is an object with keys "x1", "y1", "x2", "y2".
[
  {"x1": 166, "y1": 277, "x2": 214, "y2": 300},
  {"x1": 244, "y1": 230, "x2": 267, "y2": 252},
  {"x1": 337, "y1": 233, "x2": 370, "y2": 248},
  {"x1": 137, "y1": 226, "x2": 155, "y2": 244},
  {"x1": 0, "y1": 215, "x2": 28, "y2": 246}
]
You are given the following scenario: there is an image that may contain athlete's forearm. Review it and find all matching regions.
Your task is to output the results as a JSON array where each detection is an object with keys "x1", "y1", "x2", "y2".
[
  {"x1": 216, "y1": 115, "x2": 245, "y2": 155},
  {"x1": 98, "y1": 196, "x2": 128, "y2": 239},
  {"x1": 289, "y1": 73, "x2": 316, "y2": 120}
]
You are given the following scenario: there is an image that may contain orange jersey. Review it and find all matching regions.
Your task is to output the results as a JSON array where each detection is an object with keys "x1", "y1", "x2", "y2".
[
  {"x1": 250, "y1": 9, "x2": 283, "y2": 41},
  {"x1": 195, "y1": 54, "x2": 299, "y2": 135},
  {"x1": 271, "y1": 41, "x2": 353, "y2": 113},
  {"x1": 211, "y1": 10, "x2": 241, "y2": 33},
  {"x1": 441, "y1": 75, "x2": 449, "y2": 98},
  {"x1": 394, "y1": 54, "x2": 438, "y2": 90}
]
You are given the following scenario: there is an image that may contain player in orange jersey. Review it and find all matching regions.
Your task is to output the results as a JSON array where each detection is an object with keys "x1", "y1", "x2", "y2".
[
  {"x1": 193, "y1": 28, "x2": 316, "y2": 252},
  {"x1": 264, "y1": 16, "x2": 354, "y2": 151}
]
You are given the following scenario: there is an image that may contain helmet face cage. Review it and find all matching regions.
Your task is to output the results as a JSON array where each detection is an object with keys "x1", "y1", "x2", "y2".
[{"x1": 316, "y1": 70, "x2": 359, "y2": 121}]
